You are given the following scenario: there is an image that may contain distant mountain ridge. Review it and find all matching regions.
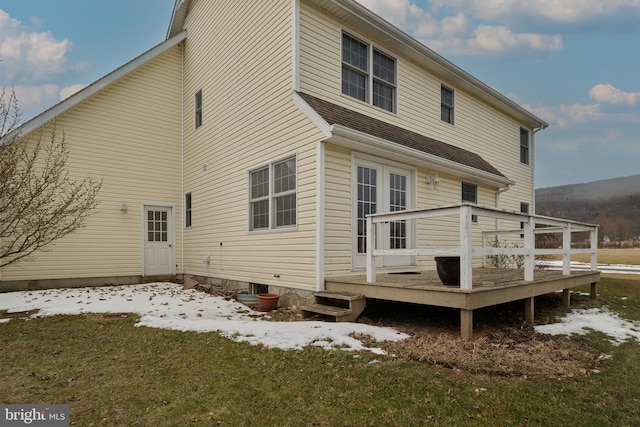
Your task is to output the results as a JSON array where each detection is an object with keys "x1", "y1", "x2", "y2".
[
  {"x1": 536, "y1": 174, "x2": 640, "y2": 203},
  {"x1": 536, "y1": 174, "x2": 640, "y2": 242}
]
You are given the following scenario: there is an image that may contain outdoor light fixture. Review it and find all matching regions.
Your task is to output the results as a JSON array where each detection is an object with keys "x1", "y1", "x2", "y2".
[
  {"x1": 426, "y1": 173, "x2": 440, "y2": 189},
  {"x1": 120, "y1": 203, "x2": 128, "y2": 214}
]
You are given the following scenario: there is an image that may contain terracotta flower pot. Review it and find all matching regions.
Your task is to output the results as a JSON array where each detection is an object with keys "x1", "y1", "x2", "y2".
[
  {"x1": 257, "y1": 293, "x2": 280, "y2": 311},
  {"x1": 435, "y1": 256, "x2": 460, "y2": 287}
]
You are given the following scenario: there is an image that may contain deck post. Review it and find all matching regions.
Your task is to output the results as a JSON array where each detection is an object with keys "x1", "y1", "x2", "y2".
[
  {"x1": 562, "y1": 223, "x2": 572, "y2": 275},
  {"x1": 562, "y1": 289, "x2": 571, "y2": 308},
  {"x1": 523, "y1": 215, "x2": 534, "y2": 281},
  {"x1": 591, "y1": 282, "x2": 598, "y2": 299},
  {"x1": 460, "y1": 309, "x2": 473, "y2": 340},
  {"x1": 590, "y1": 228, "x2": 598, "y2": 271},
  {"x1": 524, "y1": 297, "x2": 535, "y2": 324},
  {"x1": 459, "y1": 205, "x2": 473, "y2": 290},
  {"x1": 366, "y1": 216, "x2": 376, "y2": 283}
]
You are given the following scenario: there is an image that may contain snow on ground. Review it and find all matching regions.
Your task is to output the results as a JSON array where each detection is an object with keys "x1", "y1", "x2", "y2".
[
  {"x1": 534, "y1": 307, "x2": 640, "y2": 346},
  {"x1": 0, "y1": 283, "x2": 408, "y2": 354},
  {"x1": 542, "y1": 260, "x2": 640, "y2": 275}
]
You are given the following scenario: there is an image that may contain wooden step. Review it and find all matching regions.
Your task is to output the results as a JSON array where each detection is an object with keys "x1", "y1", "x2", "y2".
[{"x1": 300, "y1": 291, "x2": 366, "y2": 322}]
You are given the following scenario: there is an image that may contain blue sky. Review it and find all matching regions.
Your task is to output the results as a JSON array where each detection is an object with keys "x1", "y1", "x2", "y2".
[{"x1": 1, "y1": 1, "x2": 638, "y2": 188}]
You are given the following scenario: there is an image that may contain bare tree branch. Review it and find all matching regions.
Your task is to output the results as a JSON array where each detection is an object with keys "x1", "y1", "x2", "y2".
[{"x1": 1, "y1": 87, "x2": 103, "y2": 268}]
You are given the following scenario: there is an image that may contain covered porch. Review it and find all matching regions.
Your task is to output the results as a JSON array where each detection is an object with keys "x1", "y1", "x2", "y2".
[{"x1": 326, "y1": 204, "x2": 600, "y2": 339}]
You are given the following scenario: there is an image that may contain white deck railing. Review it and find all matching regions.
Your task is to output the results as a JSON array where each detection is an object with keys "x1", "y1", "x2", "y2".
[{"x1": 365, "y1": 203, "x2": 599, "y2": 290}]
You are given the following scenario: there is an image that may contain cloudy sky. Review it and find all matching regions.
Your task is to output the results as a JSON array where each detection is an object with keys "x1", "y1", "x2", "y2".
[{"x1": 1, "y1": 1, "x2": 638, "y2": 188}]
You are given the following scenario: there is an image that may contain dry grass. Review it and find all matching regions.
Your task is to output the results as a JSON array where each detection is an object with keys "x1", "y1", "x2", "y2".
[{"x1": 562, "y1": 247, "x2": 640, "y2": 265}]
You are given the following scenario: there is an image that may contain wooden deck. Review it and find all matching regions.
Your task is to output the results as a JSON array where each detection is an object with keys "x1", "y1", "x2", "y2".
[{"x1": 325, "y1": 268, "x2": 601, "y2": 339}]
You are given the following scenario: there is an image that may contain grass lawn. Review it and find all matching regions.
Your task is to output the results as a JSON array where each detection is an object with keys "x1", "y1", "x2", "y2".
[{"x1": 2, "y1": 274, "x2": 640, "y2": 425}]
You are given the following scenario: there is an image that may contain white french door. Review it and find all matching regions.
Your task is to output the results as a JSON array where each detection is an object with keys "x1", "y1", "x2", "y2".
[{"x1": 353, "y1": 159, "x2": 415, "y2": 269}]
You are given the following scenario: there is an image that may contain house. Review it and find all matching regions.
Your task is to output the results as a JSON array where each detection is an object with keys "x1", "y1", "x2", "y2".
[{"x1": 1, "y1": 0, "x2": 599, "y2": 337}]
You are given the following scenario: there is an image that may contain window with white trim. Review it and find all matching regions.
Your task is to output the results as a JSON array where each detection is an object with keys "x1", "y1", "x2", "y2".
[
  {"x1": 441, "y1": 85, "x2": 454, "y2": 124},
  {"x1": 185, "y1": 192, "x2": 192, "y2": 228},
  {"x1": 250, "y1": 156, "x2": 297, "y2": 230},
  {"x1": 195, "y1": 90, "x2": 203, "y2": 129},
  {"x1": 341, "y1": 32, "x2": 396, "y2": 113},
  {"x1": 520, "y1": 128, "x2": 529, "y2": 164}
]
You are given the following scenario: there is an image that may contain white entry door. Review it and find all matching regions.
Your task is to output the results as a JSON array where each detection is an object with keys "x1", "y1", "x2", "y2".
[
  {"x1": 353, "y1": 159, "x2": 415, "y2": 270},
  {"x1": 144, "y1": 206, "x2": 174, "y2": 276}
]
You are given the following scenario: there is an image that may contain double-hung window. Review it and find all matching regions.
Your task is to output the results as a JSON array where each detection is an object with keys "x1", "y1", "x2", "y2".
[
  {"x1": 342, "y1": 32, "x2": 396, "y2": 113},
  {"x1": 250, "y1": 156, "x2": 296, "y2": 230},
  {"x1": 441, "y1": 85, "x2": 454, "y2": 124},
  {"x1": 194, "y1": 90, "x2": 203, "y2": 129},
  {"x1": 185, "y1": 193, "x2": 192, "y2": 228},
  {"x1": 461, "y1": 181, "x2": 478, "y2": 222},
  {"x1": 520, "y1": 128, "x2": 529, "y2": 164}
]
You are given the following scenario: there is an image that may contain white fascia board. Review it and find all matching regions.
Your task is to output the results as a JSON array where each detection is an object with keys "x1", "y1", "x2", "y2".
[
  {"x1": 293, "y1": 92, "x2": 332, "y2": 137},
  {"x1": 18, "y1": 31, "x2": 187, "y2": 140},
  {"x1": 167, "y1": 0, "x2": 191, "y2": 39},
  {"x1": 329, "y1": 124, "x2": 515, "y2": 188}
]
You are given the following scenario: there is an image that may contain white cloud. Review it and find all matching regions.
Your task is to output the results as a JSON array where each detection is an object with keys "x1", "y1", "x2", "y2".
[
  {"x1": 589, "y1": 84, "x2": 640, "y2": 106},
  {"x1": 524, "y1": 102, "x2": 601, "y2": 129},
  {"x1": 0, "y1": 9, "x2": 72, "y2": 84},
  {"x1": 432, "y1": 0, "x2": 640, "y2": 26},
  {"x1": 429, "y1": 25, "x2": 563, "y2": 56},
  {"x1": 355, "y1": 1, "x2": 563, "y2": 58},
  {"x1": 59, "y1": 84, "x2": 87, "y2": 101},
  {"x1": 12, "y1": 84, "x2": 59, "y2": 110}
]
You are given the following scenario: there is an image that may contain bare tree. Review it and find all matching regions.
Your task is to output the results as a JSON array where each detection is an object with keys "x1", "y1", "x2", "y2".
[{"x1": 1, "y1": 87, "x2": 102, "y2": 268}]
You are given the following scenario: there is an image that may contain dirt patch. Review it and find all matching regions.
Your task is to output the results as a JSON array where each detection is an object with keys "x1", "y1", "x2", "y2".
[{"x1": 256, "y1": 293, "x2": 607, "y2": 379}]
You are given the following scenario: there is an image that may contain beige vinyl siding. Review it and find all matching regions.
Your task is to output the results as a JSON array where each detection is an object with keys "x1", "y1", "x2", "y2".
[
  {"x1": 2, "y1": 47, "x2": 184, "y2": 281},
  {"x1": 180, "y1": 0, "x2": 325, "y2": 291},
  {"x1": 299, "y1": 3, "x2": 534, "y2": 214},
  {"x1": 323, "y1": 144, "x2": 353, "y2": 275}
]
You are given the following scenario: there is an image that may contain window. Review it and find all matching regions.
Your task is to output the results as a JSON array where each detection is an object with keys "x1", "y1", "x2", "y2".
[
  {"x1": 520, "y1": 202, "x2": 529, "y2": 238},
  {"x1": 342, "y1": 32, "x2": 396, "y2": 112},
  {"x1": 250, "y1": 156, "x2": 296, "y2": 230},
  {"x1": 441, "y1": 85, "x2": 454, "y2": 124},
  {"x1": 185, "y1": 193, "x2": 192, "y2": 228},
  {"x1": 520, "y1": 128, "x2": 529, "y2": 164},
  {"x1": 461, "y1": 182, "x2": 478, "y2": 222},
  {"x1": 195, "y1": 90, "x2": 203, "y2": 129}
]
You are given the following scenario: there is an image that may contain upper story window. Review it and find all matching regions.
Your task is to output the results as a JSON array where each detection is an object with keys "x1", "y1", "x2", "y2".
[
  {"x1": 341, "y1": 32, "x2": 396, "y2": 113},
  {"x1": 441, "y1": 85, "x2": 454, "y2": 124},
  {"x1": 520, "y1": 128, "x2": 529, "y2": 164},
  {"x1": 250, "y1": 156, "x2": 297, "y2": 230},
  {"x1": 194, "y1": 90, "x2": 203, "y2": 129}
]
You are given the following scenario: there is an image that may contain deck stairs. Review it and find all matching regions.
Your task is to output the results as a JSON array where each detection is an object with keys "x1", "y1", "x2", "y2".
[{"x1": 300, "y1": 291, "x2": 366, "y2": 322}]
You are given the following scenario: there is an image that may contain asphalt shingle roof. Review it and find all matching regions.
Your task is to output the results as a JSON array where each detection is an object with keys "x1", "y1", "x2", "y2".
[{"x1": 299, "y1": 92, "x2": 507, "y2": 179}]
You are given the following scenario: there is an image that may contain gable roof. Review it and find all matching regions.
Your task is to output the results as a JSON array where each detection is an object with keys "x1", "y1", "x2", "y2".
[
  {"x1": 16, "y1": 31, "x2": 187, "y2": 140},
  {"x1": 168, "y1": 0, "x2": 547, "y2": 131},
  {"x1": 298, "y1": 92, "x2": 510, "y2": 183}
]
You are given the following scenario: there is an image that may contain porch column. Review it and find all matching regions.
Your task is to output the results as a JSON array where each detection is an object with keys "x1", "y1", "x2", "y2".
[
  {"x1": 590, "y1": 228, "x2": 598, "y2": 271},
  {"x1": 591, "y1": 282, "x2": 598, "y2": 299},
  {"x1": 562, "y1": 223, "x2": 572, "y2": 275},
  {"x1": 459, "y1": 205, "x2": 473, "y2": 290},
  {"x1": 460, "y1": 309, "x2": 473, "y2": 340},
  {"x1": 524, "y1": 297, "x2": 535, "y2": 324},
  {"x1": 366, "y1": 216, "x2": 376, "y2": 283},
  {"x1": 523, "y1": 214, "x2": 534, "y2": 281}
]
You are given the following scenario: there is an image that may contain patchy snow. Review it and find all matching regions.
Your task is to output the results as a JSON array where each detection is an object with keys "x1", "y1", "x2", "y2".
[
  {"x1": 0, "y1": 283, "x2": 408, "y2": 354},
  {"x1": 535, "y1": 307, "x2": 640, "y2": 346},
  {"x1": 541, "y1": 260, "x2": 640, "y2": 275}
]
